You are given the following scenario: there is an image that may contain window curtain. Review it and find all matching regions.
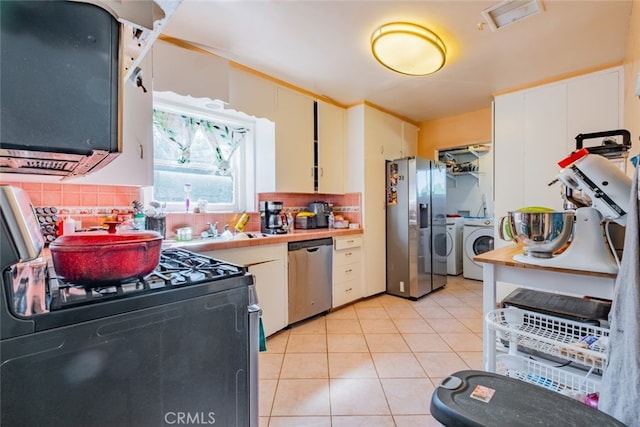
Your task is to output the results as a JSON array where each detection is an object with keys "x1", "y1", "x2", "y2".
[{"x1": 152, "y1": 109, "x2": 248, "y2": 175}]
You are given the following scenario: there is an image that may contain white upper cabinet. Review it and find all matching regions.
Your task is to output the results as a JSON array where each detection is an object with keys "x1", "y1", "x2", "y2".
[
  {"x1": 378, "y1": 111, "x2": 404, "y2": 160},
  {"x1": 274, "y1": 87, "x2": 315, "y2": 193},
  {"x1": 228, "y1": 68, "x2": 276, "y2": 121},
  {"x1": 401, "y1": 121, "x2": 419, "y2": 158},
  {"x1": 152, "y1": 39, "x2": 229, "y2": 103},
  {"x1": 254, "y1": 86, "x2": 347, "y2": 194},
  {"x1": 494, "y1": 66, "x2": 623, "y2": 245},
  {"x1": 566, "y1": 70, "x2": 623, "y2": 152},
  {"x1": 317, "y1": 100, "x2": 345, "y2": 194},
  {"x1": 368, "y1": 108, "x2": 417, "y2": 161},
  {"x1": 521, "y1": 83, "x2": 568, "y2": 210}
]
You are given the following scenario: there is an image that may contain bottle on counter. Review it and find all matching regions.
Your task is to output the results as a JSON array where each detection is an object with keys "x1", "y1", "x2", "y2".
[
  {"x1": 328, "y1": 211, "x2": 335, "y2": 229},
  {"x1": 184, "y1": 183, "x2": 191, "y2": 213},
  {"x1": 235, "y1": 212, "x2": 250, "y2": 233},
  {"x1": 286, "y1": 211, "x2": 294, "y2": 233},
  {"x1": 63, "y1": 215, "x2": 76, "y2": 235},
  {"x1": 133, "y1": 213, "x2": 146, "y2": 230}
]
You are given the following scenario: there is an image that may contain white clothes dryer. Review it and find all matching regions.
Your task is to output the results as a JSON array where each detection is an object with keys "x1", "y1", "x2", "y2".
[
  {"x1": 446, "y1": 217, "x2": 464, "y2": 275},
  {"x1": 463, "y1": 217, "x2": 495, "y2": 281}
]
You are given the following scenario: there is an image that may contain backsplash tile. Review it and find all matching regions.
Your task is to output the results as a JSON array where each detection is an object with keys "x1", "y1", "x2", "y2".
[
  {"x1": 3, "y1": 181, "x2": 362, "y2": 238},
  {"x1": 258, "y1": 192, "x2": 362, "y2": 225}
]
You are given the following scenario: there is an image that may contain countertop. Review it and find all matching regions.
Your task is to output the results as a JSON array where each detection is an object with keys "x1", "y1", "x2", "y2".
[
  {"x1": 474, "y1": 244, "x2": 617, "y2": 279},
  {"x1": 163, "y1": 228, "x2": 363, "y2": 252}
]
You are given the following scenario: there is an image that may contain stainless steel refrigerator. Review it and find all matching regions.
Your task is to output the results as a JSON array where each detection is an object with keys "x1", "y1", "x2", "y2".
[{"x1": 386, "y1": 157, "x2": 447, "y2": 299}]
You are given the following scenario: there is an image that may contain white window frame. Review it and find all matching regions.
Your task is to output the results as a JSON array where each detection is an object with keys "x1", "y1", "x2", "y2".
[{"x1": 151, "y1": 91, "x2": 256, "y2": 213}]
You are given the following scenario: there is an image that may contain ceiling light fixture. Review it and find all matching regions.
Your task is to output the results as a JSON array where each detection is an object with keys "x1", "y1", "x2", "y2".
[{"x1": 370, "y1": 22, "x2": 446, "y2": 76}]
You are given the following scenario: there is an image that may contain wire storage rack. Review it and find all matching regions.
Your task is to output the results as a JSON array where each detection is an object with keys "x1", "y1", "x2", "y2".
[
  {"x1": 496, "y1": 354, "x2": 602, "y2": 397},
  {"x1": 486, "y1": 307, "x2": 609, "y2": 371},
  {"x1": 487, "y1": 307, "x2": 610, "y2": 398}
]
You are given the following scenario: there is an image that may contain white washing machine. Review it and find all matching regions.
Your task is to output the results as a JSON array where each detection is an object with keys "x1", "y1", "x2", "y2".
[
  {"x1": 446, "y1": 217, "x2": 464, "y2": 275},
  {"x1": 463, "y1": 217, "x2": 495, "y2": 281}
]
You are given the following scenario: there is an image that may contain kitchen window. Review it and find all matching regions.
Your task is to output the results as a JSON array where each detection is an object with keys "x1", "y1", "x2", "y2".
[{"x1": 151, "y1": 92, "x2": 256, "y2": 213}]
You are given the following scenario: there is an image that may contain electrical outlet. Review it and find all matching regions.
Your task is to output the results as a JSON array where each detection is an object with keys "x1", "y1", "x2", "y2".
[
  {"x1": 636, "y1": 72, "x2": 640, "y2": 97},
  {"x1": 400, "y1": 281, "x2": 405, "y2": 293}
]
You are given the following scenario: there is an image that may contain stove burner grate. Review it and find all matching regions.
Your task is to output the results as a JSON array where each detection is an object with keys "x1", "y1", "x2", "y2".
[{"x1": 49, "y1": 248, "x2": 246, "y2": 310}]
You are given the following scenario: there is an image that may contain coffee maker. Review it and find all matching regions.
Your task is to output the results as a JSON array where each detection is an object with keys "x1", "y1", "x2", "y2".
[{"x1": 260, "y1": 201, "x2": 287, "y2": 234}]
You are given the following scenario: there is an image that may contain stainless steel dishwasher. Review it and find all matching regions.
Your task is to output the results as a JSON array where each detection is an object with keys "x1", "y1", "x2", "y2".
[{"x1": 288, "y1": 237, "x2": 333, "y2": 324}]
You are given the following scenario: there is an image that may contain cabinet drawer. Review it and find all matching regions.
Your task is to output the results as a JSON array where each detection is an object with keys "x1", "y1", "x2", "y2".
[
  {"x1": 333, "y1": 247, "x2": 361, "y2": 267},
  {"x1": 333, "y1": 278, "x2": 361, "y2": 308},
  {"x1": 334, "y1": 236, "x2": 362, "y2": 250},
  {"x1": 333, "y1": 263, "x2": 361, "y2": 283}
]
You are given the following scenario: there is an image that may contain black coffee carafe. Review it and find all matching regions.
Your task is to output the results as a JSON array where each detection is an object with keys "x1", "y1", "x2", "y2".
[{"x1": 260, "y1": 201, "x2": 287, "y2": 234}]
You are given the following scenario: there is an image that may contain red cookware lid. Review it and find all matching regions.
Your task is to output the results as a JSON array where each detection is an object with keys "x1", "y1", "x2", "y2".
[{"x1": 50, "y1": 231, "x2": 162, "y2": 247}]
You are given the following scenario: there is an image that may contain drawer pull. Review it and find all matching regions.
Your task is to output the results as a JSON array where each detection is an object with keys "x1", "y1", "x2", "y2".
[
  {"x1": 345, "y1": 252, "x2": 352, "y2": 256},
  {"x1": 347, "y1": 240, "x2": 354, "y2": 244},
  {"x1": 346, "y1": 288, "x2": 352, "y2": 292},
  {"x1": 345, "y1": 269, "x2": 352, "y2": 273}
]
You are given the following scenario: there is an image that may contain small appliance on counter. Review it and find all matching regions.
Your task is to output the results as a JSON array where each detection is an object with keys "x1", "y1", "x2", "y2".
[
  {"x1": 260, "y1": 201, "x2": 287, "y2": 234},
  {"x1": 308, "y1": 201, "x2": 330, "y2": 228},
  {"x1": 295, "y1": 211, "x2": 317, "y2": 229}
]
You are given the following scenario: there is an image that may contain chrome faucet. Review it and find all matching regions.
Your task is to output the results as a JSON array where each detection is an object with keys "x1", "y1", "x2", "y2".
[{"x1": 206, "y1": 221, "x2": 219, "y2": 238}]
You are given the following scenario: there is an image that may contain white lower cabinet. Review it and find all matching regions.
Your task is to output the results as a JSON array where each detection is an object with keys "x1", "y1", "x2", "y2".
[
  {"x1": 199, "y1": 244, "x2": 288, "y2": 337},
  {"x1": 332, "y1": 236, "x2": 363, "y2": 308}
]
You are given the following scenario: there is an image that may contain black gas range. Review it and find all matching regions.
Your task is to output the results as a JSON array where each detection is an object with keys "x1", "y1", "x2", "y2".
[
  {"x1": 5, "y1": 246, "x2": 253, "y2": 335},
  {"x1": 50, "y1": 247, "x2": 247, "y2": 311},
  {"x1": 1, "y1": 185, "x2": 261, "y2": 427}
]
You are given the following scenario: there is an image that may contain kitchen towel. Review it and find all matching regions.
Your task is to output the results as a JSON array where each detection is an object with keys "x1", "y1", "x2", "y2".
[
  {"x1": 599, "y1": 165, "x2": 640, "y2": 426},
  {"x1": 259, "y1": 318, "x2": 267, "y2": 352}
]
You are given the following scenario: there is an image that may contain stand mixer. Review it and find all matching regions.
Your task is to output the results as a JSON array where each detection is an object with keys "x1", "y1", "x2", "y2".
[{"x1": 511, "y1": 148, "x2": 632, "y2": 274}]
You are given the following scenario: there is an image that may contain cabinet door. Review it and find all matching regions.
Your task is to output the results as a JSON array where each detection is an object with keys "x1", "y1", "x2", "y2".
[
  {"x1": 229, "y1": 68, "x2": 276, "y2": 121},
  {"x1": 248, "y1": 259, "x2": 287, "y2": 337},
  {"x1": 401, "y1": 121, "x2": 419, "y2": 157},
  {"x1": 318, "y1": 101, "x2": 345, "y2": 194},
  {"x1": 75, "y1": 52, "x2": 154, "y2": 186},
  {"x1": 362, "y1": 106, "x2": 390, "y2": 296},
  {"x1": 567, "y1": 69, "x2": 622, "y2": 152},
  {"x1": 523, "y1": 83, "x2": 567, "y2": 211},
  {"x1": 275, "y1": 87, "x2": 314, "y2": 192},
  {"x1": 332, "y1": 239, "x2": 362, "y2": 307},
  {"x1": 152, "y1": 40, "x2": 229, "y2": 103},
  {"x1": 200, "y1": 245, "x2": 288, "y2": 337},
  {"x1": 364, "y1": 107, "x2": 403, "y2": 160},
  {"x1": 493, "y1": 92, "x2": 525, "y2": 247}
]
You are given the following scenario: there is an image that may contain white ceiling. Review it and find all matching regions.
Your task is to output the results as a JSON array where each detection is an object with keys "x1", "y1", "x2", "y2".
[{"x1": 162, "y1": 0, "x2": 634, "y2": 123}]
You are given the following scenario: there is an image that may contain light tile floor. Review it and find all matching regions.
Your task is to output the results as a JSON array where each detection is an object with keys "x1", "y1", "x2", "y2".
[{"x1": 259, "y1": 275, "x2": 484, "y2": 426}]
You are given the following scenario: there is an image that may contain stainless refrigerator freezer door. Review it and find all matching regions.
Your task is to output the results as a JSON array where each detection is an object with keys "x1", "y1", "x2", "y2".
[
  {"x1": 386, "y1": 157, "x2": 447, "y2": 299},
  {"x1": 386, "y1": 158, "x2": 411, "y2": 298}
]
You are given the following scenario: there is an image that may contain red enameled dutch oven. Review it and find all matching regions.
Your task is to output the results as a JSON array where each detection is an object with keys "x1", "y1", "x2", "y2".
[{"x1": 49, "y1": 231, "x2": 163, "y2": 285}]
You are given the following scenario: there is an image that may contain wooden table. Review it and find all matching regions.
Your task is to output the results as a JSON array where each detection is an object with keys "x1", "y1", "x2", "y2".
[{"x1": 474, "y1": 245, "x2": 617, "y2": 371}]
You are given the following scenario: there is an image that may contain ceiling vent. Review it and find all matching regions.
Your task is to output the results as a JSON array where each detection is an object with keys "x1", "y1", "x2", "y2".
[{"x1": 481, "y1": 0, "x2": 544, "y2": 31}]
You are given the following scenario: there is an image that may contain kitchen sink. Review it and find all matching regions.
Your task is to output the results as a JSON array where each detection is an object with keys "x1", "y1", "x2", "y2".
[
  {"x1": 162, "y1": 231, "x2": 275, "y2": 248},
  {"x1": 246, "y1": 232, "x2": 274, "y2": 239}
]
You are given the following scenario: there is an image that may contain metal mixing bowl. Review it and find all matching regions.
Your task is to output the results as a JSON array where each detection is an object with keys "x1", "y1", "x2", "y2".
[{"x1": 507, "y1": 211, "x2": 575, "y2": 258}]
